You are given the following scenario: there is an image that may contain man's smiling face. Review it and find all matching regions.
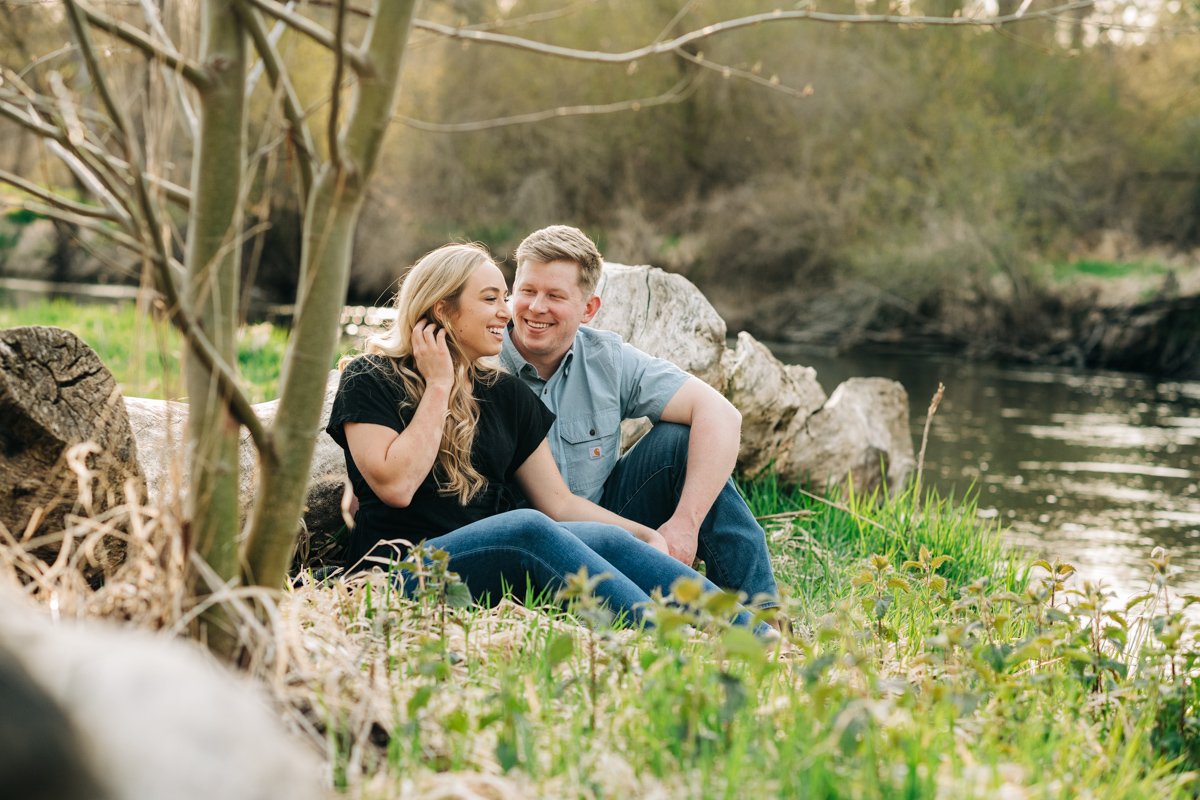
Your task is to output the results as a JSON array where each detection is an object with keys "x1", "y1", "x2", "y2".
[{"x1": 510, "y1": 258, "x2": 600, "y2": 371}]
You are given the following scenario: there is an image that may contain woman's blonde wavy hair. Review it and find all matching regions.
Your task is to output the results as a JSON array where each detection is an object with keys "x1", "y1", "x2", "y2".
[{"x1": 351, "y1": 242, "x2": 500, "y2": 504}]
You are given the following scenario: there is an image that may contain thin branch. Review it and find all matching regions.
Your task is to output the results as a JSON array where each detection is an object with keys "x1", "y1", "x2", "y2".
[
  {"x1": 0, "y1": 168, "x2": 120, "y2": 220},
  {"x1": 55, "y1": 88, "x2": 142, "y2": 226},
  {"x1": 240, "y1": 0, "x2": 370, "y2": 73},
  {"x1": 328, "y1": 0, "x2": 348, "y2": 171},
  {"x1": 73, "y1": 0, "x2": 209, "y2": 88},
  {"x1": 673, "y1": 47, "x2": 813, "y2": 100},
  {"x1": 396, "y1": 75, "x2": 698, "y2": 133},
  {"x1": 148, "y1": 253, "x2": 275, "y2": 461},
  {"x1": 138, "y1": 0, "x2": 198, "y2": 140},
  {"x1": 1, "y1": 198, "x2": 147, "y2": 255},
  {"x1": 235, "y1": 2, "x2": 317, "y2": 199},
  {"x1": 64, "y1": 0, "x2": 133, "y2": 146},
  {"x1": 413, "y1": 1, "x2": 1099, "y2": 63},
  {"x1": 17, "y1": 43, "x2": 75, "y2": 79},
  {"x1": 2, "y1": 69, "x2": 138, "y2": 224},
  {"x1": 654, "y1": 0, "x2": 698, "y2": 43},
  {"x1": 44, "y1": 139, "x2": 135, "y2": 228},
  {"x1": 245, "y1": 0, "x2": 293, "y2": 91}
]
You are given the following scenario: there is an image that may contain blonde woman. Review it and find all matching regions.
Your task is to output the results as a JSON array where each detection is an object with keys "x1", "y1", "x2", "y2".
[{"x1": 327, "y1": 243, "x2": 761, "y2": 629}]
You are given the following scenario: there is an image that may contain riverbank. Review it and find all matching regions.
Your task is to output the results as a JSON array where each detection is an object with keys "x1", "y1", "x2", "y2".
[{"x1": 707, "y1": 256, "x2": 1200, "y2": 380}]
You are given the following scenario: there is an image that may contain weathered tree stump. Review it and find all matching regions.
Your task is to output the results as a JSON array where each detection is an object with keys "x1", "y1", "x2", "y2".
[{"x1": 0, "y1": 326, "x2": 140, "y2": 575}]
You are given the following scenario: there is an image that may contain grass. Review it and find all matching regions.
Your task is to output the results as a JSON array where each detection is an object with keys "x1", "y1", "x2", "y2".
[
  {"x1": 0, "y1": 297, "x2": 290, "y2": 403},
  {"x1": 9, "y1": 471, "x2": 1199, "y2": 799},
  {"x1": 1045, "y1": 259, "x2": 1169, "y2": 282}
]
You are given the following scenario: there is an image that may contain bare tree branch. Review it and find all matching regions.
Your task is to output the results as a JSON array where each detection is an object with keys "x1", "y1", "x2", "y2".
[
  {"x1": 396, "y1": 75, "x2": 698, "y2": 133},
  {"x1": 138, "y1": 0, "x2": 198, "y2": 140},
  {"x1": 0, "y1": 167, "x2": 121, "y2": 221},
  {"x1": 235, "y1": 2, "x2": 317, "y2": 199},
  {"x1": 413, "y1": 1, "x2": 1098, "y2": 63},
  {"x1": 240, "y1": 0, "x2": 370, "y2": 73},
  {"x1": 0, "y1": 82, "x2": 191, "y2": 207},
  {"x1": 0, "y1": 198, "x2": 145, "y2": 255},
  {"x1": 72, "y1": 0, "x2": 210, "y2": 88},
  {"x1": 673, "y1": 47, "x2": 812, "y2": 100},
  {"x1": 328, "y1": 0, "x2": 348, "y2": 171}
]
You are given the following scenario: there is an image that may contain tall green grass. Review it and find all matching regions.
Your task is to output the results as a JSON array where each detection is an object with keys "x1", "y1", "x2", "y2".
[
  {"x1": 308, "y1": 483, "x2": 1200, "y2": 799},
  {"x1": 0, "y1": 297, "x2": 289, "y2": 402}
]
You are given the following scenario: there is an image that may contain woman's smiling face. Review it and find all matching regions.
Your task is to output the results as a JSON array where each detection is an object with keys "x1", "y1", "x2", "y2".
[{"x1": 444, "y1": 260, "x2": 511, "y2": 361}]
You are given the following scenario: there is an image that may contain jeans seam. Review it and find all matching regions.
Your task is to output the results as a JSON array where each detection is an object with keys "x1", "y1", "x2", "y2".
[{"x1": 612, "y1": 463, "x2": 677, "y2": 518}]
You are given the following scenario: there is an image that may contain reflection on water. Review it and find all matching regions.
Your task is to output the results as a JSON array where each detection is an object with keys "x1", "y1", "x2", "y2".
[{"x1": 766, "y1": 343, "x2": 1200, "y2": 602}]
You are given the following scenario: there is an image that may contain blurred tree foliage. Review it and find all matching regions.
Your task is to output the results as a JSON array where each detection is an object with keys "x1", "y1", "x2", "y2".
[{"x1": 2, "y1": 0, "x2": 1198, "y2": 330}]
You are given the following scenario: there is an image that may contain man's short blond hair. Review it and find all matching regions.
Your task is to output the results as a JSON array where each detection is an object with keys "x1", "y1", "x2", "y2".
[{"x1": 514, "y1": 225, "x2": 603, "y2": 297}]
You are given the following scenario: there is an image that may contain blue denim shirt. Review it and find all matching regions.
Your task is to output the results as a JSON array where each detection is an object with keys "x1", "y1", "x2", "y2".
[{"x1": 501, "y1": 325, "x2": 689, "y2": 502}]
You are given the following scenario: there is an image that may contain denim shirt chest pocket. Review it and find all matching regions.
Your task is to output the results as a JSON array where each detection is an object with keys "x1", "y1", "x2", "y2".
[{"x1": 554, "y1": 407, "x2": 622, "y2": 499}]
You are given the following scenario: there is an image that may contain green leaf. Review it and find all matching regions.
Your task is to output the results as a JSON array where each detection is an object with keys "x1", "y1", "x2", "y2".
[
  {"x1": 931, "y1": 555, "x2": 954, "y2": 570},
  {"x1": 1125, "y1": 593, "x2": 1155, "y2": 611},
  {"x1": 670, "y1": 577, "x2": 705, "y2": 605},
  {"x1": 722, "y1": 627, "x2": 767, "y2": 664},
  {"x1": 443, "y1": 708, "x2": 470, "y2": 734},
  {"x1": 545, "y1": 633, "x2": 575, "y2": 668},
  {"x1": 886, "y1": 577, "x2": 911, "y2": 593},
  {"x1": 445, "y1": 581, "x2": 473, "y2": 609},
  {"x1": 407, "y1": 685, "x2": 434, "y2": 716}
]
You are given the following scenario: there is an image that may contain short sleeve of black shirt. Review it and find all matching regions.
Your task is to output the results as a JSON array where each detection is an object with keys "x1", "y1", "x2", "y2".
[{"x1": 326, "y1": 355, "x2": 410, "y2": 448}]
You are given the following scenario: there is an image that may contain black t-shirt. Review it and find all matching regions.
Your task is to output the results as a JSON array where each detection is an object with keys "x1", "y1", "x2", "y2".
[{"x1": 326, "y1": 355, "x2": 556, "y2": 568}]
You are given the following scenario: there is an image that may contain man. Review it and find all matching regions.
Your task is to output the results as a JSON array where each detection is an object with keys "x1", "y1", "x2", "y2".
[{"x1": 500, "y1": 225, "x2": 779, "y2": 609}]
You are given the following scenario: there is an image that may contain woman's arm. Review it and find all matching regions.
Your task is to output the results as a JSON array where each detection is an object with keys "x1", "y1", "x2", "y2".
[
  {"x1": 515, "y1": 441, "x2": 670, "y2": 555},
  {"x1": 345, "y1": 321, "x2": 454, "y2": 507}
]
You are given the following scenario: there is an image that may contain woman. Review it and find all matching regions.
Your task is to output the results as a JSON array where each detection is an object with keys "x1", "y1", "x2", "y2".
[{"x1": 327, "y1": 243, "x2": 760, "y2": 629}]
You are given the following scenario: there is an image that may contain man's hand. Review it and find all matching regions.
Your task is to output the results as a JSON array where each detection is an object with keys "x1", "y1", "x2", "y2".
[
  {"x1": 636, "y1": 526, "x2": 672, "y2": 557},
  {"x1": 657, "y1": 517, "x2": 700, "y2": 567}
]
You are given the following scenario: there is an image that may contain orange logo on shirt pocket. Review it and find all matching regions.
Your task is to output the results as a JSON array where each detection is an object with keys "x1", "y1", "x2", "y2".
[{"x1": 590, "y1": 446, "x2": 603, "y2": 459}]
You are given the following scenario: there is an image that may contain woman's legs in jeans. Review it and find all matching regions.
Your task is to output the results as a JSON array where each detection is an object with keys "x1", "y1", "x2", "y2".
[
  {"x1": 408, "y1": 509, "x2": 655, "y2": 626},
  {"x1": 561, "y1": 522, "x2": 767, "y2": 633}
]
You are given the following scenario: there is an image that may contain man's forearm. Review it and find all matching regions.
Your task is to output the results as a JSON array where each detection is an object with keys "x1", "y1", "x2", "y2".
[{"x1": 672, "y1": 402, "x2": 742, "y2": 531}]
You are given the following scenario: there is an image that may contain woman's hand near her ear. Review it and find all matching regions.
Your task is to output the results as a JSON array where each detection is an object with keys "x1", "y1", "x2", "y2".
[
  {"x1": 346, "y1": 320, "x2": 454, "y2": 508},
  {"x1": 412, "y1": 319, "x2": 454, "y2": 390}
]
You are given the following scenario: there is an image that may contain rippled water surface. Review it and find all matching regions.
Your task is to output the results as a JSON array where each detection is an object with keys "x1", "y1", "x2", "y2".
[{"x1": 767, "y1": 343, "x2": 1200, "y2": 600}]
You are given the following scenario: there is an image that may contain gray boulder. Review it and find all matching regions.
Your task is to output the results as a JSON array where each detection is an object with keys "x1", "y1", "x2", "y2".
[
  {"x1": 0, "y1": 591, "x2": 325, "y2": 800},
  {"x1": 593, "y1": 263, "x2": 914, "y2": 492}
]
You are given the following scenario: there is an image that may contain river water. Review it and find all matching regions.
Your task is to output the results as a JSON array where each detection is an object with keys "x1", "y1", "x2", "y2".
[{"x1": 767, "y1": 343, "x2": 1200, "y2": 602}]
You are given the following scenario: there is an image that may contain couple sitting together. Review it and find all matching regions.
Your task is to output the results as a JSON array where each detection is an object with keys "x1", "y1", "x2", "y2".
[{"x1": 327, "y1": 225, "x2": 780, "y2": 631}]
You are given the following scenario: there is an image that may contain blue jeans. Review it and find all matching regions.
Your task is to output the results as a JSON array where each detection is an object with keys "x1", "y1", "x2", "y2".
[
  {"x1": 406, "y1": 508, "x2": 760, "y2": 630},
  {"x1": 599, "y1": 422, "x2": 780, "y2": 608}
]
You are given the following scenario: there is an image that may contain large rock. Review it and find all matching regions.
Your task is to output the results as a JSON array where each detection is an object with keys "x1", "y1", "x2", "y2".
[
  {"x1": 125, "y1": 376, "x2": 347, "y2": 565},
  {"x1": 0, "y1": 326, "x2": 138, "y2": 575},
  {"x1": 593, "y1": 264, "x2": 728, "y2": 389},
  {"x1": 0, "y1": 590, "x2": 325, "y2": 800},
  {"x1": 592, "y1": 264, "x2": 914, "y2": 493}
]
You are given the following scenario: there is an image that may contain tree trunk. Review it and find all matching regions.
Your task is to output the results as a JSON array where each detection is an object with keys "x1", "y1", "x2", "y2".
[
  {"x1": 184, "y1": 0, "x2": 247, "y2": 647},
  {"x1": 241, "y1": 0, "x2": 419, "y2": 590},
  {"x1": 0, "y1": 326, "x2": 138, "y2": 577}
]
